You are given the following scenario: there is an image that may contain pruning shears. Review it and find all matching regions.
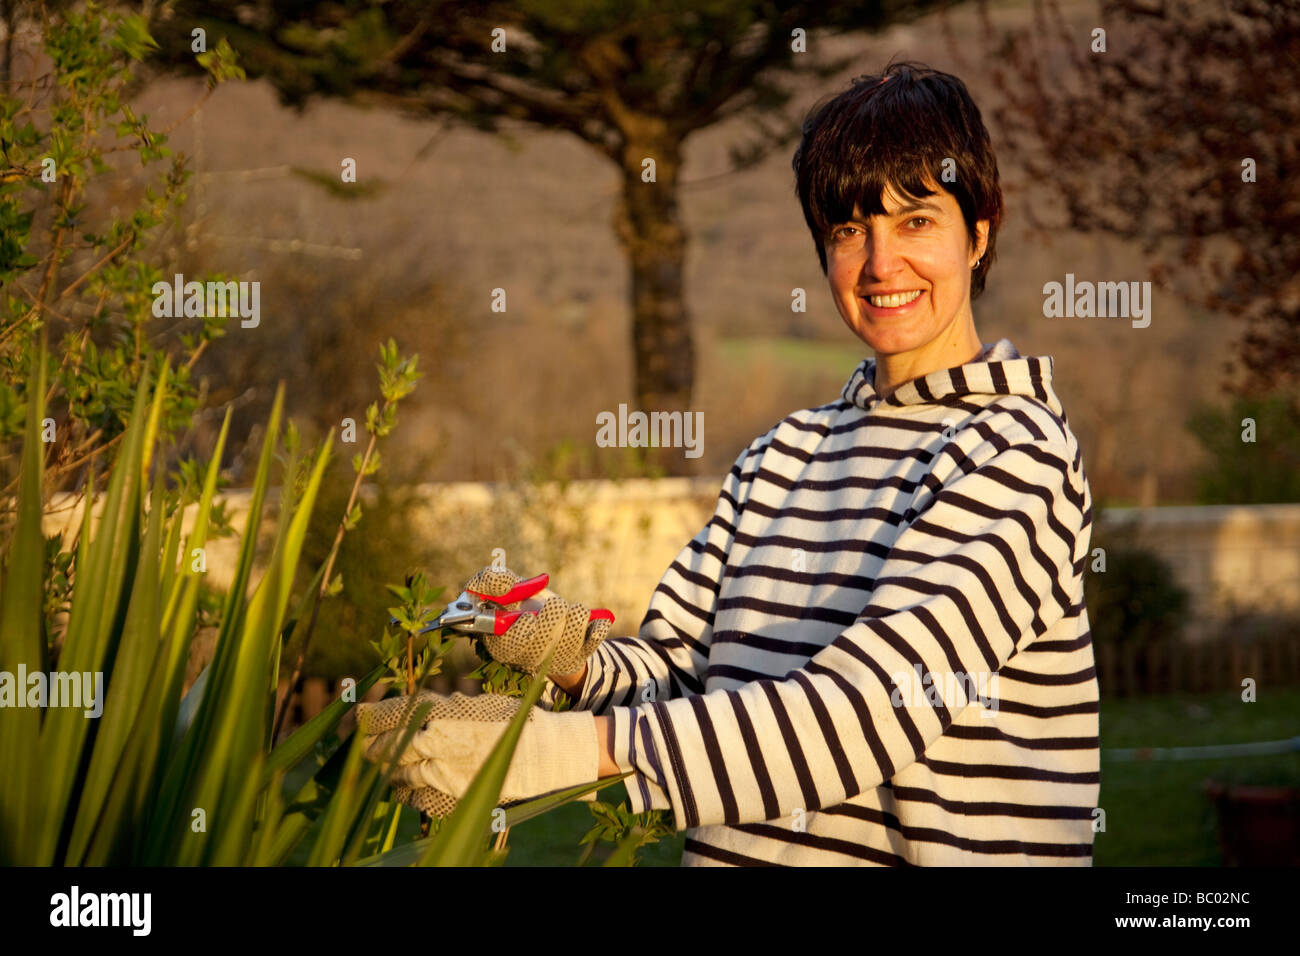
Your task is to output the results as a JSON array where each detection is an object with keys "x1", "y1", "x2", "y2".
[{"x1": 395, "y1": 572, "x2": 614, "y2": 637}]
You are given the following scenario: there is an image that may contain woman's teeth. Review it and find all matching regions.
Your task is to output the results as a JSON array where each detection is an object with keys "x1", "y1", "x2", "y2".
[{"x1": 867, "y1": 290, "x2": 923, "y2": 308}]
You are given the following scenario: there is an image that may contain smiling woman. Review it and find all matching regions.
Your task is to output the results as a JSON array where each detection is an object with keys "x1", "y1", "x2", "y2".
[
  {"x1": 372, "y1": 62, "x2": 1100, "y2": 868},
  {"x1": 557, "y1": 62, "x2": 1099, "y2": 866},
  {"x1": 793, "y1": 61, "x2": 1004, "y2": 397},
  {"x1": 824, "y1": 185, "x2": 985, "y2": 396}
]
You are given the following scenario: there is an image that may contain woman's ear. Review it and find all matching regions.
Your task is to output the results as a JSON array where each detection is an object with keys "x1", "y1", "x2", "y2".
[{"x1": 970, "y1": 219, "x2": 990, "y2": 267}]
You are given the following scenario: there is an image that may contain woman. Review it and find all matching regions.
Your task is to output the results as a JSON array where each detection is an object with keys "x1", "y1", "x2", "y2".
[{"x1": 360, "y1": 62, "x2": 1099, "y2": 866}]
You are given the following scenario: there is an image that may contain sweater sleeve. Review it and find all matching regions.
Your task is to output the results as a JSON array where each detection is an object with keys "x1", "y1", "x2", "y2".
[
  {"x1": 610, "y1": 439, "x2": 1088, "y2": 829},
  {"x1": 546, "y1": 438, "x2": 762, "y2": 718}
]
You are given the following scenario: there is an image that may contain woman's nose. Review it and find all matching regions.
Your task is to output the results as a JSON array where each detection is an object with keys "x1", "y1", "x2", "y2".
[{"x1": 862, "y1": 231, "x2": 904, "y2": 277}]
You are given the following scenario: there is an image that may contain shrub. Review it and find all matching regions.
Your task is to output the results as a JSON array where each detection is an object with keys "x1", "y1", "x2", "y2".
[
  {"x1": 1085, "y1": 536, "x2": 1190, "y2": 647},
  {"x1": 1186, "y1": 392, "x2": 1300, "y2": 505}
]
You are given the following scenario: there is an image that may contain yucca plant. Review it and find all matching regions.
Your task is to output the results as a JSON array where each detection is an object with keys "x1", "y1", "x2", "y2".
[
  {"x1": 0, "y1": 346, "x2": 626, "y2": 866},
  {"x1": 0, "y1": 4, "x2": 629, "y2": 867}
]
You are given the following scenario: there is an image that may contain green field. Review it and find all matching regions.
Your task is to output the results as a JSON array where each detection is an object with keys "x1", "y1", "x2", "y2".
[
  {"x1": 716, "y1": 336, "x2": 868, "y2": 377},
  {"x1": 501, "y1": 687, "x2": 1300, "y2": 866}
]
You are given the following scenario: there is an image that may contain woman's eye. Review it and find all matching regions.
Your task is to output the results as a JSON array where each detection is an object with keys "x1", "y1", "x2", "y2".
[{"x1": 908, "y1": 217, "x2": 931, "y2": 229}]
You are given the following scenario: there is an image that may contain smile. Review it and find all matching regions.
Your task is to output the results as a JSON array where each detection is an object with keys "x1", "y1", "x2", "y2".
[{"x1": 863, "y1": 290, "x2": 924, "y2": 310}]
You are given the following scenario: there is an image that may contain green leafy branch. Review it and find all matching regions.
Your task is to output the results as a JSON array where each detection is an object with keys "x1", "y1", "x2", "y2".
[
  {"x1": 374, "y1": 570, "x2": 453, "y2": 695},
  {"x1": 272, "y1": 338, "x2": 421, "y2": 740},
  {"x1": 465, "y1": 637, "x2": 572, "y2": 712},
  {"x1": 578, "y1": 800, "x2": 673, "y2": 867},
  {"x1": 0, "y1": 3, "x2": 245, "y2": 509}
]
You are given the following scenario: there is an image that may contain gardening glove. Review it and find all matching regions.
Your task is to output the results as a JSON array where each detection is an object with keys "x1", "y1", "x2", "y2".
[
  {"x1": 356, "y1": 690, "x2": 599, "y2": 812},
  {"x1": 462, "y1": 566, "x2": 611, "y2": 680},
  {"x1": 356, "y1": 693, "x2": 515, "y2": 819},
  {"x1": 389, "y1": 782, "x2": 461, "y2": 819}
]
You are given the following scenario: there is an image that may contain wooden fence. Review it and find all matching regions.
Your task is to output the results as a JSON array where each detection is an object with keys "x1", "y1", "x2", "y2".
[
  {"x1": 1095, "y1": 633, "x2": 1300, "y2": 697},
  {"x1": 276, "y1": 633, "x2": 1300, "y2": 730}
]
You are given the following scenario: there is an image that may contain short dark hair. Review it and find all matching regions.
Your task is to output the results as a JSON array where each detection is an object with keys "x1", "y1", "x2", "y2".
[{"x1": 792, "y1": 61, "x2": 1004, "y2": 299}]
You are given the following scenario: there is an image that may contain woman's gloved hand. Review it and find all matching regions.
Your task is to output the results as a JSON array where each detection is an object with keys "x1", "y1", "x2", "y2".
[
  {"x1": 463, "y1": 566, "x2": 611, "y2": 681},
  {"x1": 356, "y1": 690, "x2": 599, "y2": 817}
]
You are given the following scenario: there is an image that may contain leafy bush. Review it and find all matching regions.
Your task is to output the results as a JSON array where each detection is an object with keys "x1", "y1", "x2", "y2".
[
  {"x1": 1186, "y1": 392, "x2": 1300, "y2": 504},
  {"x1": 1085, "y1": 533, "x2": 1190, "y2": 647},
  {"x1": 0, "y1": 2, "x2": 244, "y2": 500}
]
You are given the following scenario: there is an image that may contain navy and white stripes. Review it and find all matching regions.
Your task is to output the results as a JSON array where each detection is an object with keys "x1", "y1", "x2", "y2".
[{"x1": 555, "y1": 338, "x2": 1098, "y2": 865}]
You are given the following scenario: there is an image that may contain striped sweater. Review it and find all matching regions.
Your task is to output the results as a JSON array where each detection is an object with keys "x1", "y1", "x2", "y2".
[{"x1": 550, "y1": 338, "x2": 1099, "y2": 865}]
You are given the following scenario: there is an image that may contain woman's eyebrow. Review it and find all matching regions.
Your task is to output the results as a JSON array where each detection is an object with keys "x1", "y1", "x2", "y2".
[
  {"x1": 889, "y1": 199, "x2": 944, "y2": 216},
  {"x1": 830, "y1": 198, "x2": 945, "y2": 228},
  {"x1": 836, "y1": 199, "x2": 944, "y2": 224}
]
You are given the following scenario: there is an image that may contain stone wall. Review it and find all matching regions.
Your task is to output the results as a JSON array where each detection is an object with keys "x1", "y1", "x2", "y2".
[
  {"x1": 1097, "y1": 503, "x2": 1300, "y2": 642},
  {"x1": 44, "y1": 484, "x2": 1300, "y2": 645}
]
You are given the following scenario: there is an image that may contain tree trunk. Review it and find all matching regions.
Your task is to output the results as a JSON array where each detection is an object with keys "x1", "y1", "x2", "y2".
[{"x1": 612, "y1": 127, "x2": 694, "y2": 474}]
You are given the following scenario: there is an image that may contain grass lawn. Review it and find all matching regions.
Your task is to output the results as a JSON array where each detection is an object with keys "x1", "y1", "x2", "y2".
[
  {"x1": 1096, "y1": 686, "x2": 1300, "y2": 866},
  {"x1": 499, "y1": 687, "x2": 1300, "y2": 866},
  {"x1": 502, "y1": 784, "x2": 685, "y2": 867}
]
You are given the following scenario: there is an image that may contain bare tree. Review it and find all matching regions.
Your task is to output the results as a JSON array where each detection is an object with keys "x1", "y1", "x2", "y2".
[
  {"x1": 145, "y1": 0, "x2": 953, "y2": 434},
  {"x1": 980, "y1": 0, "x2": 1300, "y2": 394}
]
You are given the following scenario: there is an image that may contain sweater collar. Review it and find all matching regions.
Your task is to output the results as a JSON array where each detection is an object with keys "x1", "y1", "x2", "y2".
[{"x1": 841, "y1": 338, "x2": 1061, "y2": 415}]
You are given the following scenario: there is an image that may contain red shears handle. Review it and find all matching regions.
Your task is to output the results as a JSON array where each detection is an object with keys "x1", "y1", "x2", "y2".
[
  {"x1": 467, "y1": 573, "x2": 615, "y2": 634},
  {"x1": 490, "y1": 606, "x2": 615, "y2": 635},
  {"x1": 466, "y1": 572, "x2": 550, "y2": 606}
]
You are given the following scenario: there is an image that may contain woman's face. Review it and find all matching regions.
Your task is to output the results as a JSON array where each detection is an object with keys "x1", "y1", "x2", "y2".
[{"x1": 825, "y1": 181, "x2": 988, "y2": 358}]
